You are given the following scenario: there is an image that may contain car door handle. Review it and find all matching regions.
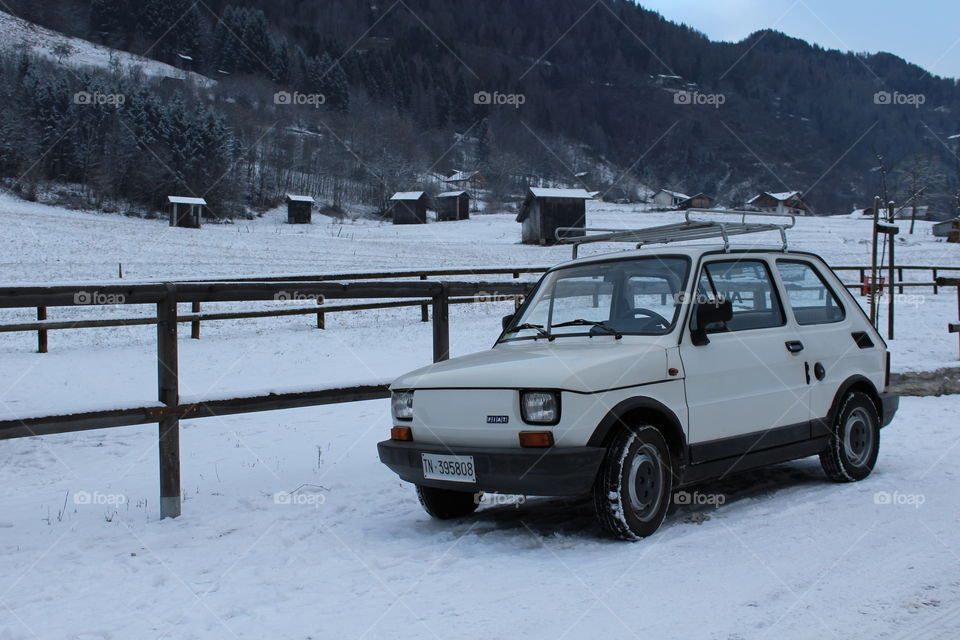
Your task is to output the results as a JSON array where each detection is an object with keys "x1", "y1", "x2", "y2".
[{"x1": 785, "y1": 340, "x2": 804, "y2": 353}]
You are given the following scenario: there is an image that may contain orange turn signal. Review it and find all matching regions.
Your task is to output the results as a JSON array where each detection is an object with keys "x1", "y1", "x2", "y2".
[
  {"x1": 391, "y1": 426, "x2": 413, "y2": 441},
  {"x1": 519, "y1": 431, "x2": 554, "y2": 448}
]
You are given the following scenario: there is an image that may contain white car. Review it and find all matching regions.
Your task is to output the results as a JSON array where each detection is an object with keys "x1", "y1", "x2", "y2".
[{"x1": 378, "y1": 245, "x2": 898, "y2": 539}]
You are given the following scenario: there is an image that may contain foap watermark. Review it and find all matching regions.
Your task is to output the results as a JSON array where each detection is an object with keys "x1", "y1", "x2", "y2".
[
  {"x1": 74, "y1": 490, "x2": 127, "y2": 506},
  {"x1": 274, "y1": 291, "x2": 324, "y2": 303},
  {"x1": 674, "y1": 90, "x2": 726, "y2": 109},
  {"x1": 474, "y1": 493, "x2": 525, "y2": 508},
  {"x1": 74, "y1": 91, "x2": 125, "y2": 107},
  {"x1": 474, "y1": 90, "x2": 526, "y2": 109},
  {"x1": 874, "y1": 91, "x2": 925, "y2": 109},
  {"x1": 475, "y1": 290, "x2": 517, "y2": 303},
  {"x1": 274, "y1": 91, "x2": 326, "y2": 107},
  {"x1": 874, "y1": 491, "x2": 925, "y2": 508},
  {"x1": 273, "y1": 490, "x2": 326, "y2": 506},
  {"x1": 674, "y1": 490, "x2": 726, "y2": 507},
  {"x1": 74, "y1": 290, "x2": 125, "y2": 305}
]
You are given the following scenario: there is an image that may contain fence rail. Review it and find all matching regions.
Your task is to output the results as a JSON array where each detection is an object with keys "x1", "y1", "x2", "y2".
[{"x1": 0, "y1": 277, "x2": 534, "y2": 519}]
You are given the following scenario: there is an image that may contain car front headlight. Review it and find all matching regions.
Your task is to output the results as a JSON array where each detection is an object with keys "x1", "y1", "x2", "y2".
[
  {"x1": 392, "y1": 390, "x2": 414, "y2": 421},
  {"x1": 520, "y1": 390, "x2": 560, "y2": 425}
]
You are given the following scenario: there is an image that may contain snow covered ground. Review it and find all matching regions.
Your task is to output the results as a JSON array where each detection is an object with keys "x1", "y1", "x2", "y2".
[{"x1": 1, "y1": 192, "x2": 959, "y2": 638}]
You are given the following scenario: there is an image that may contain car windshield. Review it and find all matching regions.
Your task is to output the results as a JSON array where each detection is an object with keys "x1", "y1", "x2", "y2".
[{"x1": 501, "y1": 257, "x2": 691, "y2": 341}]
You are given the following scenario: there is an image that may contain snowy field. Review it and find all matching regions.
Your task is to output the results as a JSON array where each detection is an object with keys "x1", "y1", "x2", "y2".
[{"x1": 1, "y1": 193, "x2": 960, "y2": 638}]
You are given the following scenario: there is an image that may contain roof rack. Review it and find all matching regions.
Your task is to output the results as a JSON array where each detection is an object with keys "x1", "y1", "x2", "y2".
[{"x1": 556, "y1": 208, "x2": 795, "y2": 259}]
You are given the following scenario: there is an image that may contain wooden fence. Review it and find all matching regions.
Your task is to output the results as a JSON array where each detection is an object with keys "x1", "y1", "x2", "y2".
[{"x1": 0, "y1": 278, "x2": 533, "y2": 519}]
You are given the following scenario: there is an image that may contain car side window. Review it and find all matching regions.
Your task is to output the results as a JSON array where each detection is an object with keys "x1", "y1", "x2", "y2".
[
  {"x1": 698, "y1": 260, "x2": 785, "y2": 332},
  {"x1": 776, "y1": 260, "x2": 845, "y2": 325}
]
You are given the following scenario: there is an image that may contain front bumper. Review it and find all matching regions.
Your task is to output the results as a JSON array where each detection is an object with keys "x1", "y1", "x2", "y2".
[
  {"x1": 880, "y1": 392, "x2": 899, "y2": 427},
  {"x1": 377, "y1": 440, "x2": 605, "y2": 496}
]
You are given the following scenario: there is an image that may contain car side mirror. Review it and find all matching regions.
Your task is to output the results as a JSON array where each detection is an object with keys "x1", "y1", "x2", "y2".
[
  {"x1": 691, "y1": 299, "x2": 733, "y2": 346},
  {"x1": 502, "y1": 313, "x2": 515, "y2": 331}
]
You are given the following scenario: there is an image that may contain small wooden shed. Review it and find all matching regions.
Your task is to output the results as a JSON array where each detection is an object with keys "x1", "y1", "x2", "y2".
[
  {"x1": 678, "y1": 193, "x2": 714, "y2": 210},
  {"x1": 435, "y1": 191, "x2": 470, "y2": 221},
  {"x1": 516, "y1": 187, "x2": 592, "y2": 245},
  {"x1": 286, "y1": 194, "x2": 315, "y2": 224},
  {"x1": 933, "y1": 218, "x2": 960, "y2": 241},
  {"x1": 168, "y1": 196, "x2": 206, "y2": 228},
  {"x1": 390, "y1": 191, "x2": 429, "y2": 224}
]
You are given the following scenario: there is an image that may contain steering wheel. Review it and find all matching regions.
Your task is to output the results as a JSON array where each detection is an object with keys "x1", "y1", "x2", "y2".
[{"x1": 626, "y1": 307, "x2": 670, "y2": 328}]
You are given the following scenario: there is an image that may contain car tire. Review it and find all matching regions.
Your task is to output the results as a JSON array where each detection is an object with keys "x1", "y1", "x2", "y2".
[
  {"x1": 820, "y1": 391, "x2": 880, "y2": 482},
  {"x1": 593, "y1": 425, "x2": 673, "y2": 540},
  {"x1": 415, "y1": 484, "x2": 480, "y2": 519}
]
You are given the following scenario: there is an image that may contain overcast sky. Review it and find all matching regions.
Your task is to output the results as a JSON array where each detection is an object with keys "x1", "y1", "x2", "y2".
[{"x1": 637, "y1": 0, "x2": 960, "y2": 79}]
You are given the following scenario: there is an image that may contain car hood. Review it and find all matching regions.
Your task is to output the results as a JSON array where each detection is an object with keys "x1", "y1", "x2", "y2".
[{"x1": 392, "y1": 338, "x2": 672, "y2": 393}]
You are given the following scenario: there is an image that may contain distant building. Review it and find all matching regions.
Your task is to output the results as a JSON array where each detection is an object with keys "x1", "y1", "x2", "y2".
[
  {"x1": 933, "y1": 218, "x2": 959, "y2": 240},
  {"x1": 516, "y1": 187, "x2": 592, "y2": 245},
  {"x1": 652, "y1": 189, "x2": 690, "y2": 208},
  {"x1": 443, "y1": 169, "x2": 484, "y2": 209},
  {"x1": 678, "y1": 193, "x2": 714, "y2": 210},
  {"x1": 390, "y1": 191, "x2": 429, "y2": 224},
  {"x1": 435, "y1": 191, "x2": 470, "y2": 221},
  {"x1": 747, "y1": 191, "x2": 810, "y2": 216},
  {"x1": 167, "y1": 196, "x2": 206, "y2": 228},
  {"x1": 286, "y1": 194, "x2": 314, "y2": 224}
]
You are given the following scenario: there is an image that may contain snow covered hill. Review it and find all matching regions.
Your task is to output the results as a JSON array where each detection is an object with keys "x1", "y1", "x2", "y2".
[{"x1": 0, "y1": 10, "x2": 214, "y2": 86}]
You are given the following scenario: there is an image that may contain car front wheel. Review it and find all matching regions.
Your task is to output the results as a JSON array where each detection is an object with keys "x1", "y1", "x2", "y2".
[
  {"x1": 593, "y1": 425, "x2": 673, "y2": 540},
  {"x1": 820, "y1": 391, "x2": 880, "y2": 482}
]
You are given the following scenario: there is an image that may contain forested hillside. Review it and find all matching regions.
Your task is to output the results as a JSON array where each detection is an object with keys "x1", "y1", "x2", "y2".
[{"x1": 1, "y1": 0, "x2": 958, "y2": 217}]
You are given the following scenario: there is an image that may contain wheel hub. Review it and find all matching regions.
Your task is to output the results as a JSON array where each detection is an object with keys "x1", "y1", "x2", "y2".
[
  {"x1": 843, "y1": 407, "x2": 874, "y2": 467},
  {"x1": 627, "y1": 444, "x2": 664, "y2": 521}
]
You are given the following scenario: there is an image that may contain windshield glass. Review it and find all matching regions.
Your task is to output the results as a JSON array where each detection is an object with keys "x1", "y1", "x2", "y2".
[{"x1": 502, "y1": 257, "x2": 691, "y2": 341}]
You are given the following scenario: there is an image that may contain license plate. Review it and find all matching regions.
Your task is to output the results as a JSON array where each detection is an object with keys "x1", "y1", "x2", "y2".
[{"x1": 421, "y1": 453, "x2": 476, "y2": 483}]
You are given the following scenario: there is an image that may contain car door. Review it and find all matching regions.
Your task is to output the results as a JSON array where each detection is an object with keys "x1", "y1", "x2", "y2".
[
  {"x1": 772, "y1": 258, "x2": 882, "y2": 426},
  {"x1": 679, "y1": 257, "x2": 811, "y2": 463}
]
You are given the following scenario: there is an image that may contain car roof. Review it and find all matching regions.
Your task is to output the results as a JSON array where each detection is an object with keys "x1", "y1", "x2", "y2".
[{"x1": 551, "y1": 244, "x2": 825, "y2": 271}]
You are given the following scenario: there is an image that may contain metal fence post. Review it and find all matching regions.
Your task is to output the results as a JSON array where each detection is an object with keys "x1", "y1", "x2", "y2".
[{"x1": 157, "y1": 285, "x2": 181, "y2": 519}]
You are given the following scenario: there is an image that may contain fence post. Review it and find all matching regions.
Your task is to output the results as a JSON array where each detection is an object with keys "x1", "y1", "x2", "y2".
[
  {"x1": 191, "y1": 302, "x2": 201, "y2": 339},
  {"x1": 887, "y1": 202, "x2": 895, "y2": 340},
  {"x1": 934, "y1": 269, "x2": 939, "y2": 295},
  {"x1": 157, "y1": 285, "x2": 181, "y2": 519},
  {"x1": 317, "y1": 297, "x2": 325, "y2": 329},
  {"x1": 420, "y1": 275, "x2": 429, "y2": 322},
  {"x1": 898, "y1": 268, "x2": 904, "y2": 294},
  {"x1": 37, "y1": 307, "x2": 47, "y2": 353},
  {"x1": 432, "y1": 284, "x2": 449, "y2": 362}
]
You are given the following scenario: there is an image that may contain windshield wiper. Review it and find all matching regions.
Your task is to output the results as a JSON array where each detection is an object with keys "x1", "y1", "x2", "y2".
[
  {"x1": 550, "y1": 319, "x2": 622, "y2": 339},
  {"x1": 509, "y1": 322, "x2": 551, "y2": 340}
]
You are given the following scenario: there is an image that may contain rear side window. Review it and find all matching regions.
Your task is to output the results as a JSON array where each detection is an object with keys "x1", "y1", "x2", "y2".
[
  {"x1": 776, "y1": 261, "x2": 845, "y2": 325},
  {"x1": 697, "y1": 260, "x2": 785, "y2": 331}
]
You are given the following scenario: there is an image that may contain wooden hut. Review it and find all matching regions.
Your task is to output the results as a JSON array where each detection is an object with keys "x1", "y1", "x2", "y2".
[
  {"x1": 167, "y1": 196, "x2": 206, "y2": 228},
  {"x1": 678, "y1": 193, "x2": 714, "y2": 210},
  {"x1": 435, "y1": 191, "x2": 470, "y2": 221},
  {"x1": 516, "y1": 187, "x2": 592, "y2": 245},
  {"x1": 652, "y1": 189, "x2": 689, "y2": 208},
  {"x1": 747, "y1": 191, "x2": 810, "y2": 215},
  {"x1": 390, "y1": 191, "x2": 429, "y2": 224},
  {"x1": 933, "y1": 218, "x2": 960, "y2": 241},
  {"x1": 286, "y1": 194, "x2": 315, "y2": 224}
]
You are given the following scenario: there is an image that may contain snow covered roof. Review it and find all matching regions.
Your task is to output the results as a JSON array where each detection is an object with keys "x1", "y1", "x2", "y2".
[
  {"x1": 286, "y1": 194, "x2": 315, "y2": 203},
  {"x1": 167, "y1": 196, "x2": 207, "y2": 205},
  {"x1": 390, "y1": 191, "x2": 426, "y2": 201},
  {"x1": 655, "y1": 189, "x2": 690, "y2": 200},
  {"x1": 527, "y1": 187, "x2": 592, "y2": 199},
  {"x1": 436, "y1": 191, "x2": 467, "y2": 198},
  {"x1": 749, "y1": 191, "x2": 802, "y2": 203}
]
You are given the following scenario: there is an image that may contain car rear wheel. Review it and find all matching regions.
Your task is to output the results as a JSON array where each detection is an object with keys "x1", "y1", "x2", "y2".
[
  {"x1": 415, "y1": 484, "x2": 480, "y2": 519},
  {"x1": 593, "y1": 425, "x2": 673, "y2": 540},
  {"x1": 820, "y1": 391, "x2": 880, "y2": 482}
]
